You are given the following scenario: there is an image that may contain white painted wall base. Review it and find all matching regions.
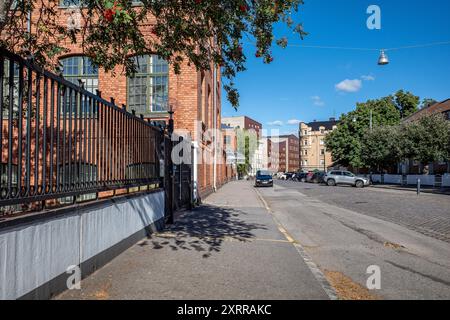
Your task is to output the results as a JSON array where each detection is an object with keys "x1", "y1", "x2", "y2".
[{"x1": 0, "y1": 190, "x2": 165, "y2": 300}]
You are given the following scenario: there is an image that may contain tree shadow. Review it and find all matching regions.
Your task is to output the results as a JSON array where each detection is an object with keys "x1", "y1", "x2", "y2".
[{"x1": 146, "y1": 205, "x2": 268, "y2": 258}]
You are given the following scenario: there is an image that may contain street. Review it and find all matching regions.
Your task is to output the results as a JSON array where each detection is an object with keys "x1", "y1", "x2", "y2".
[
  {"x1": 258, "y1": 181, "x2": 450, "y2": 299},
  {"x1": 55, "y1": 180, "x2": 450, "y2": 300}
]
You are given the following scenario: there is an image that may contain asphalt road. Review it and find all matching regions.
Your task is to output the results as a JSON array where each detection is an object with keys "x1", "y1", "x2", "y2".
[
  {"x1": 275, "y1": 181, "x2": 450, "y2": 243},
  {"x1": 257, "y1": 181, "x2": 450, "y2": 299}
]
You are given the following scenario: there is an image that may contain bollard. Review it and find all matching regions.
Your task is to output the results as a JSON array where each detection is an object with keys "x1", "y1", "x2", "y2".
[{"x1": 417, "y1": 178, "x2": 421, "y2": 196}]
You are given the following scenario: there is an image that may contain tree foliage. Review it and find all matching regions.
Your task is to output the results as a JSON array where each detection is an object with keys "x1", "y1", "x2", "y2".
[
  {"x1": 394, "y1": 90, "x2": 420, "y2": 119},
  {"x1": 0, "y1": 0, "x2": 307, "y2": 108},
  {"x1": 325, "y1": 90, "x2": 447, "y2": 171},
  {"x1": 325, "y1": 94, "x2": 402, "y2": 168},
  {"x1": 401, "y1": 114, "x2": 450, "y2": 166},
  {"x1": 360, "y1": 125, "x2": 403, "y2": 172}
]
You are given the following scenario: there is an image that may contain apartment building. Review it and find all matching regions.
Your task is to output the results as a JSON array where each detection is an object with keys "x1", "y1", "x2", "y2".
[
  {"x1": 299, "y1": 119, "x2": 338, "y2": 172},
  {"x1": 7, "y1": 1, "x2": 234, "y2": 200},
  {"x1": 268, "y1": 135, "x2": 300, "y2": 173},
  {"x1": 222, "y1": 116, "x2": 263, "y2": 176}
]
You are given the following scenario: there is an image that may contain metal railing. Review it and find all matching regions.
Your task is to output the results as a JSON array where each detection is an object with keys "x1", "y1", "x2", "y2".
[{"x1": 0, "y1": 48, "x2": 163, "y2": 215}]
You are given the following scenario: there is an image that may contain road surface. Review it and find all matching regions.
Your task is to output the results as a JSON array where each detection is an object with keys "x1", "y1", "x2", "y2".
[{"x1": 256, "y1": 181, "x2": 450, "y2": 299}]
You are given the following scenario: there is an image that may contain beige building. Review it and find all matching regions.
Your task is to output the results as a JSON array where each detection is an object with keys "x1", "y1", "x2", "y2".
[{"x1": 299, "y1": 119, "x2": 338, "y2": 172}]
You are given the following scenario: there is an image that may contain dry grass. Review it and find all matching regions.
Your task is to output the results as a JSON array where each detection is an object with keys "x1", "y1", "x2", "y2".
[{"x1": 325, "y1": 270, "x2": 382, "y2": 300}]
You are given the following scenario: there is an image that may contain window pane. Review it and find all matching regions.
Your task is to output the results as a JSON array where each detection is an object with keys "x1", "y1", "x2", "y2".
[{"x1": 128, "y1": 55, "x2": 169, "y2": 113}]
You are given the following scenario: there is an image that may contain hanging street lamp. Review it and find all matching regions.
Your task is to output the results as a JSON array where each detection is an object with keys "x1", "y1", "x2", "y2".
[{"x1": 378, "y1": 49, "x2": 389, "y2": 65}]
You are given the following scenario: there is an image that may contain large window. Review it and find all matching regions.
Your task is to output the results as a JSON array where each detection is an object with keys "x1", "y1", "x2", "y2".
[
  {"x1": 127, "y1": 55, "x2": 169, "y2": 114},
  {"x1": 60, "y1": 56, "x2": 98, "y2": 114},
  {"x1": 61, "y1": 56, "x2": 98, "y2": 93},
  {"x1": 1, "y1": 59, "x2": 20, "y2": 119}
]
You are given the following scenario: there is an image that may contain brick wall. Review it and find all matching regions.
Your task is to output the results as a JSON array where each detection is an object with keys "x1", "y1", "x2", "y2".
[{"x1": 22, "y1": 3, "x2": 232, "y2": 199}]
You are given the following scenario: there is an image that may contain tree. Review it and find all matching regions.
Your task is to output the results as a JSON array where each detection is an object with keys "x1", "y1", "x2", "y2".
[
  {"x1": 420, "y1": 98, "x2": 437, "y2": 109},
  {"x1": 393, "y1": 90, "x2": 420, "y2": 119},
  {"x1": 401, "y1": 114, "x2": 450, "y2": 172},
  {"x1": 0, "y1": 0, "x2": 307, "y2": 108},
  {"x1": 360, "y1": 126, "x2": 402, "y2": 172},
  {"x1": 325, "y1": 95, "x2": 401, "y2": 169}
]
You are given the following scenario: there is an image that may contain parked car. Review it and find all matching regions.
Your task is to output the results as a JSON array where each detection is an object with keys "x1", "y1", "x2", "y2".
[
  {"x1": 323, "y1": 170, "x2": 370, "y2": 188},
  {"x1": 311, "y1": 171, "x2": 326, "y2": 184},
  {"x1": 255, "y1": 170, "x2": 274, "y2": 187},
  {"x1": 295, "y1": 172, "x2": 308, "y2": 182},
  {"x1": 305, "y1": 172, "x2": 315, "y2": 183},
  {"x1": 280, "y1": 172, "x2": 295, "y2": 180}
]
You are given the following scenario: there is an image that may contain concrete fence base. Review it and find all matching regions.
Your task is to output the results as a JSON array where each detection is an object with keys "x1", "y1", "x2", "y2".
[{"x1": 0, "y1": 190, "x2": 165, "y2": 300}]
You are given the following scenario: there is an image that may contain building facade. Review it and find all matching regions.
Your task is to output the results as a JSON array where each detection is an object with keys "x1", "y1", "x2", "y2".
[
  {"x1": 299, "y1": 119, "x2": 338, "y2": 172},
  {"x1": 13, "y1": 2, "x2": 234, "y2": 200},
  {"x1": 222, "y1": 116, "x2": 263, "y2": 176},
  {"x1": 268, "y1": 135, "x2": 300, "y2": 173}
]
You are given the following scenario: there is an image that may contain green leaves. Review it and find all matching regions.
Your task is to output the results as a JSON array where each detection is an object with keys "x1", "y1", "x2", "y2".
[
  {"x1": 327, "y1": 90, "x2": 449, "y2": 172},
  {"x1": 403, "y1": 114, "x2": 450, "y2": 165},
  {"x1": 326, "y1": 90, "x2": 427, "y2": 170}
]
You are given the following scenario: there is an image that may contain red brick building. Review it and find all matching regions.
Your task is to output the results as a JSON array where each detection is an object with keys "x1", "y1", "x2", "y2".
[
  {"x1": 11, "y1": 2, "x2": 234, "y2": 200},
  {"x1": 268, "y1": 135, "x2": 299, "y2": 173}
]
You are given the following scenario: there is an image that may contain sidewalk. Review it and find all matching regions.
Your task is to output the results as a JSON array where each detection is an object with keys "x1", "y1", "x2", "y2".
[{"x1": 56, "y1": 181, "x2": 330, "y2": 300}]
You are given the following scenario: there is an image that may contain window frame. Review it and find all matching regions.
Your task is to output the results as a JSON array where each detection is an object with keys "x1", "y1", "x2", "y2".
[
  {"x1": 60, "y1": 55, "x2": 99, "y2": 116},
  {"x1": 127, "y1": 55, "x2": 169, "y2": 115}
]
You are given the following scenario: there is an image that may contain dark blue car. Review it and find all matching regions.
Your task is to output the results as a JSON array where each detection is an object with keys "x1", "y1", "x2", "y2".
[{"x1": 255, "y1": 170, "x2": 274, "y2": 188}]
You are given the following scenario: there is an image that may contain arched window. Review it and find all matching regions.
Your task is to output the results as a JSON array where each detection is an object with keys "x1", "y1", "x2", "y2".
[
  {"x1": 127, "y1": 55, "x2": 169, "y2": 114},
  {"x1": 60, "y1": 56, "x2": 98, "y2": 93}
]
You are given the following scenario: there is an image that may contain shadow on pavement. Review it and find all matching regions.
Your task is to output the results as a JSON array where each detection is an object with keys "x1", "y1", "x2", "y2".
[{"x1": 142, "y1": 205, "x2": 268, "y2": 258}]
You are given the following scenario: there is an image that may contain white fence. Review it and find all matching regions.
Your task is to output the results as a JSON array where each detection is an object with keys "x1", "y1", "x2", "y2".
[
  {"x1": 407, "y1": 175, "x2": 435, "y2": 186},
  {"x1": 443, "y1": 174, "x2": 450, "y2": 187},
  {"x1": 366, "y1": 174, "x2": 450, "y2": 187},
  {"x1": 384, "y1": 174, "x2": 403, "y2": 185},
  {"x1": 370, "y1": 174, "x2": 382, "y2": 183}
]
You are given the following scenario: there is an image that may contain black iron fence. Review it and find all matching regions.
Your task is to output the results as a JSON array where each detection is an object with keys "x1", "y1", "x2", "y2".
[{"x1": 0, "y1": 48, "x2": 163, "y2": 215}]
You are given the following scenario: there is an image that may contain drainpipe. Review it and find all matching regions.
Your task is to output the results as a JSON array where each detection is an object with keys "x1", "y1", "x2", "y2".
[
  {"x1": 192, "y1": 140, "x2": 199, "y2": 203},
  {"x1": 212, "y1": 63, "x2": 218, "y2": 192}
]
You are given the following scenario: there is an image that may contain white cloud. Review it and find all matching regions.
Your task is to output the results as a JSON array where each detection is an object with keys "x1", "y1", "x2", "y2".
[
  {"x1": 268, "y1": 120, "x2": 284, "y2": 127},
  {"x1": 287, "y1": 119, "x2": 302, "y2": 125},
  {"x1": 361, "y1": 75, "x2": 375, "y2": 81},
  {"x1": 311, "y1": 95, "x2": 325, "y2": 106},
  {"x1": 335, "y1": 79, "x2": 362, "y2": 93}
]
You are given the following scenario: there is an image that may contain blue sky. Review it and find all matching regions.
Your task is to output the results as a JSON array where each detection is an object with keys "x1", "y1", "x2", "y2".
[{"x1": 221, "y1": 0, "x2": 450, "y2": 135}]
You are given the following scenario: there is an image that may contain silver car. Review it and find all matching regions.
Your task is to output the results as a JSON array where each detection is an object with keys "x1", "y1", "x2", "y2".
[{"x1": 323, "y1": 170, "x2": 370, "y2": 188}]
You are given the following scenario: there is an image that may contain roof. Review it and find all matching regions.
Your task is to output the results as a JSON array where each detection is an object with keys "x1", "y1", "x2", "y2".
[
  {"x1": 306, "y1": 119, "x2": 339, "y2": 131},
  {"x1": 403, "y1": 99, "x2": 450, "y2": 123}
]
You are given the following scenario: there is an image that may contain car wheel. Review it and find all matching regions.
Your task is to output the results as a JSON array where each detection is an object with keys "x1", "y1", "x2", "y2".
[
  {"x1": 355, "y1": 180, "x2": 364, "y2": 188},
  {"x1": 327, "y1": 179, "x2": 336, "y2": 187}
]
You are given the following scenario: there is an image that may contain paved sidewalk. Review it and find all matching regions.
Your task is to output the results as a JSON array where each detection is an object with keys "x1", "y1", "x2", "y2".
[{"x1": 56, "y1": 181, "x2": 330, "y2": 300}]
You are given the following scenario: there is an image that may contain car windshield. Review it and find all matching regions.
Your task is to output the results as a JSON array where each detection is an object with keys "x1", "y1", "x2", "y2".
[{"x1": 257, "y1": 171, "x2": 272, "y2": 177}]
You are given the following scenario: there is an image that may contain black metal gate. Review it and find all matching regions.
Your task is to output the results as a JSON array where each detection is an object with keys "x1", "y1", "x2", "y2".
[
  {"x1": 172, "y1": 136, "x2": 193, "y2": 211},
  {"x1": 163, "y1": 135, "x2": 193, "y2": 223}
]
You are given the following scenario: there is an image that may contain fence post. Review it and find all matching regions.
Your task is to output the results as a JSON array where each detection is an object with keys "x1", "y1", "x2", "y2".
[{"x1": 166, "y1": 112, "x2": 175, "y2": 225}]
